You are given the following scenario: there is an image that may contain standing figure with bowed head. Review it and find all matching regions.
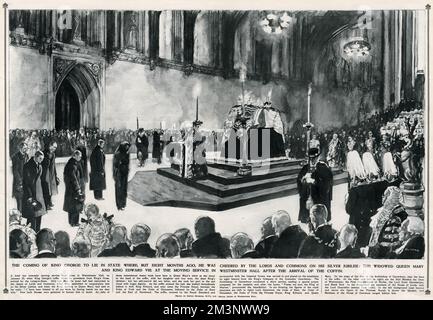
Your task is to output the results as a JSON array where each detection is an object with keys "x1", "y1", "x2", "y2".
[
  {"x1": 41, "y1": 141, "x2": 60, "y2": 210},
  {"x1": 90, "y1": 139, "x2": 106, "y2": 200},
  {"x1": 22, "y1": 150, "x2": 46, "y2": 232},
  {"x1": 152, "y1": 130, "x2": 162, "y2": 164},
  {"x1": 113, "y1": 141, "x2": 130, "y2": 211},
  {"x1": 63, "y1": 150, "x2": 86, "y2": 227},
  {"x1": 11, "y1": 142, "x2": 29, "y2": 212},
  {"x1": 75, "y1": 127, "x2": 89, "y2": 184},
  {"x1": 135, "y1": 129, "x2": 149, "y2": 167}
]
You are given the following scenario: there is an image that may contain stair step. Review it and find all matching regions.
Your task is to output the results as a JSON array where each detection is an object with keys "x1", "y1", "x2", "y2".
[
  {"x1": 207, "y1": 158, "x2": 303, "y2": 172},
  {"x1": 207, "y1": 165, "x2": 302, "y2": 185}
]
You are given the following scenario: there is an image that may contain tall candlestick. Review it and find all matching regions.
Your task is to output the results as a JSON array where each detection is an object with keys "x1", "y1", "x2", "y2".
[
  {"x1": 196, "y1": 97, "x2": 199, "y2": 121},
  {"x1": 307, "y1": 83, "x2": 312, "y2": 123},
  {"x1": 241, "y1": 82, "x2": 245, "y2": 116}
]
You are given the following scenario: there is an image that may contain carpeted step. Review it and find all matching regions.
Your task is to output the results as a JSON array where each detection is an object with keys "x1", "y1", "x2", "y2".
[{"x1": 207, "y1": 158, "x2": 304, "y2": 172}]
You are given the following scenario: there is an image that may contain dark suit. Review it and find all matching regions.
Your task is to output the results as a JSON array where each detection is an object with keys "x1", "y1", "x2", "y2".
[
  {"x1": 335, "y1": 246, "x2": 365, "y2": 258},
  {"x1": 255, "y1": 235, "x2": 278, "y2": 258},
  {"x1": 63, "y1": 158, "x2": 85, "y2": 226},
  {"x1": 132, "y1": 243, "x2": 156, "y2": 257},
  {"x1": 297, "y1": 161, "x2": 333, "y2": 223},
  {"x1": 41, "y1": 150, "x2": 58, "y2": 207},
  {"x1": 345, "y1": 181, "x2": 388, "y2": 247},
  {"x1": 298, "y1": 225, "x2": 338, "y2": 258},
  {"x1": 192, "y1": 232, "x2": 230, "y2": 258},
  {"x1": 241, "y1": 250, "x2": 261, "y2": 258},
  {"x1": 395, "y1": 236, "x2": 425, "y2": 259},
  {"x1": 270, "y1": 225, "x2": 307, "y2": 258},
  {"x1": 11, "y1": 151, "x2": 28, "y2": 212},
  {"x1": 34, "y1": 252, "x2": 57, "y2": 258},
  {"x1": 22, "y1": 159, "x2": 46, "y2": 232},
  {"x1": 180, "y1": 249, "x2": 193, "y2": 258},
  {"x1": 90, "y1": 145, "x2": 106, "y2": 199},
  {"x1": 10, "y1": 251, "x2": 22, "y2": 258},
  {"x1": 98, "y1": 243, "x2": 133, "y2": 257},
  {"x1": 136, "y1": 134, "x2": 149, "y2": 166},
  {"x1": 113, "y1": 143, "x2": 130, "y2": 210}
]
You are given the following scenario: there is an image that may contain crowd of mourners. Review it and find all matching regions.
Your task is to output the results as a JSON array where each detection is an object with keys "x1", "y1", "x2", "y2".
[
  {"x1": 9, "y1": 128, "x2": 222, "y2": 159},
  {"x1": 9, "y1": 199, "x2": 424, "y2": 259},
  {"x1": 287, "y1": 99, "x2": 423, "y2": 164},
  {"x1": 8, "y1": 98, "x2": 425, "y2": 260}
]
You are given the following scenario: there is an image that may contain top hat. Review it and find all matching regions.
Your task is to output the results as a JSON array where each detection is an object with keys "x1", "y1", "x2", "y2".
[{"x1": 308, "y1": 147, "x2": 320, "y2": 158}]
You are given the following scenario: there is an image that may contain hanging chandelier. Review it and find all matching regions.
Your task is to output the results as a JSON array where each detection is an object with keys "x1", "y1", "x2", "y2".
[
  {"x1": 343, "y1": 37, "x2": 371, "y2": 57},
  {"x1": 259, "y1": 12, "x2": 292, "y2": 35}
]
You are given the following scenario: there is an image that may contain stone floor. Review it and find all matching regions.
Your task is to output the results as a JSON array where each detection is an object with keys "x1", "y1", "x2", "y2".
[{"x1": 7, "y1": 154, "x2": 350, "y2": 246}]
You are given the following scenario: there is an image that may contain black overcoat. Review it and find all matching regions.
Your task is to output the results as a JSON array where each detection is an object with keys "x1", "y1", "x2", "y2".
[
  {"x1": 63, "y1": 158, "x2": 85, "y2": 213},
  {"x1": 22, "y1": 159, "x2": 46, "y2": 218},
  {"x1": 297, "y1": 161, "x2": 333, "y2": 223},
  {"x1": 12, "y1": 151, "x2": 28, "y2": 199},
  {"x1": 89, "y1": 145, "x2": 106, "y2": 191}
]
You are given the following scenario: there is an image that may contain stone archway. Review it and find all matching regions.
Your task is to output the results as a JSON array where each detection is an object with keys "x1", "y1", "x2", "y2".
[{"x1": 52, "y1": 56, "x2": 103, "y2": 130}]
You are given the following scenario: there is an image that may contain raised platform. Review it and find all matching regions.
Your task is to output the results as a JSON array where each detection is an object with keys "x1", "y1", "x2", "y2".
[{"x1": 134, "y1": 158, "x2": 349, "y2": 211}]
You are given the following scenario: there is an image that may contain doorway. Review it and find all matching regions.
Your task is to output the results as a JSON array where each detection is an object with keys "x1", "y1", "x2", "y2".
[{"x1": 55, "y1": 80, "x2": 80, "y2": 131}]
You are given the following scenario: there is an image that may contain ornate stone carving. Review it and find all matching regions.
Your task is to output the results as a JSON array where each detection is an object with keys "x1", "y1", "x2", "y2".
[
  {"x1": 53, "y1": 55, "x2": 103, "y2": 92},
  {"x1": 53, "y1": 56, "x2": 77, "y2": 89},
  {"x1": 84, "y1": 62, "x2": 102, "y2": 80}
]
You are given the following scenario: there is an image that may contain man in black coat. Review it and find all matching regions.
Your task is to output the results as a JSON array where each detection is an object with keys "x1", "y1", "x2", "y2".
[
  {"x1": 136, "y1": 129, "x2": 149, "y2": 167},
  {"x1": 130, "y1": 223, "x2": 156, "y2": 257},
  {"x1": 152, "y1": 130, "x2": 162, "y2": 164},
  {"x1": 174, "y1": 228, "x2": 195, "y2": 258},
  {"x1": 9, "y1": 229, "x2": 32, "y2": 258},
  {"x1": 297, "y1": 147, "x2": 333, "y2": 223},
  {"x1": 230, "y1": 233, "x2": 261, "y2": 258},
  {"x1": 345, "y1": 180, "x2": 388, "y2": 248},
  {"x1": 63, "y1": 150, "x2": 85, "y2": 227},
  {"x1": 113, "y1": 141, "x2": 130, "y2": 210},
  {"x1": 298, "y1": 204, "x2": 338, "y2": 258},
  {"x1": 335, "y1": 224, "x2": 365, "y2": 258},
  {"x1": 192, "y1": 216, "x2": 231, "y2": 258},
  {"x1": 41, "y1": 141, "x2": 59, "y2": 210},
  {"x1": 255, "y1": 216, "x2": 278, "y2": 258},
  {"x1": 11, "y1": 142, "x2": 29, "y2": 212},
  {"x1": 392, "y1": 216, "x2": 425, "y2": 259},
  {"x1": 98, "y1": 225, "x2": 133, "y2": 257},
  {"x1": 22, "y1": 151, "x2": 46, "y2": 232},
  {"x1": 90, "y1": 139, "x2": 106, "y2": 200},
  {"x1": 269, "y1": 210, "x2": 307, "y2": 258},
  {"x1": 34, "y1": 228, "x2": 57, "y2": 258}
]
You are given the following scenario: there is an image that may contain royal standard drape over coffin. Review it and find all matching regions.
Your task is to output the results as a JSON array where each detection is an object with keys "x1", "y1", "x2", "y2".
[{"x1": 221, "y1": 104, "x2": 286, "y2": 160}]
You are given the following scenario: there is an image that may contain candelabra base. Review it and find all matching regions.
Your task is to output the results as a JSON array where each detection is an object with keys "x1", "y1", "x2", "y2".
[
  {"x1": 400, "y1": 182, "x2": 425, "y2": 219},
  {"x1": 237, "y1": 164, "x2": 252, "y2": 176}
]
